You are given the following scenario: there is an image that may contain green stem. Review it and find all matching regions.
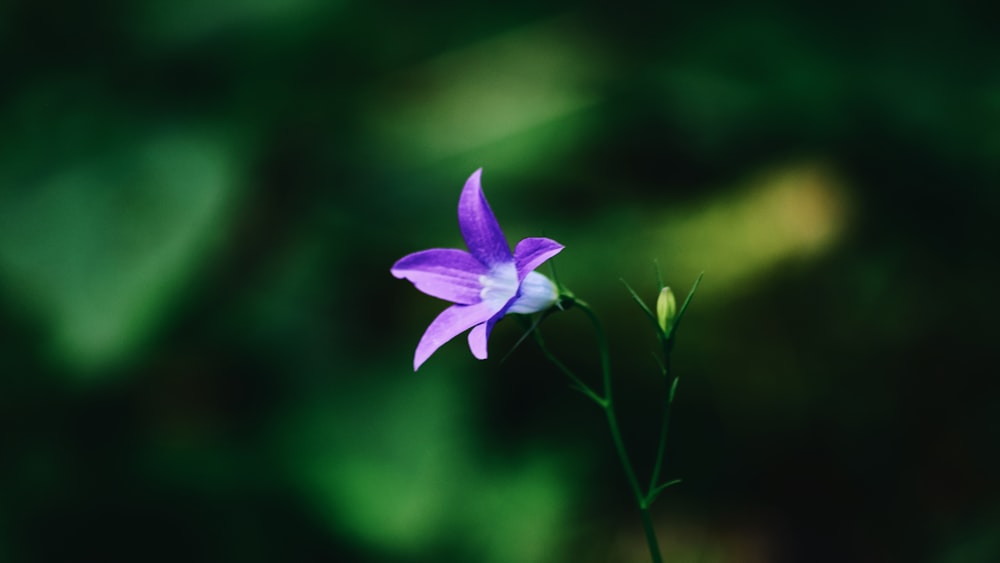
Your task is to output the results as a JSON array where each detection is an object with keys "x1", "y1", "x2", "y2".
[
  {"x1": 647, "y1": 353, "x2": 673, "y2": 498},
  {"x1": 531, "y1": 326, "x2": 604, "y2": 407},
  {"x1": 572, "y1": 299, "x2": 663, "y2": 563}
]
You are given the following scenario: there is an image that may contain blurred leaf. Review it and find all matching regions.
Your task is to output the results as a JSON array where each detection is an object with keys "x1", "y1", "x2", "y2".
[
  {"x1": 367, "y1": 17, "x2": 606, "y2": 170},
  {"x1": 284, "y1": 367, "x2": 574, "y2": 563},
  {"x1": 0, "y1": 128, "x2": 242, "y2": 374}
]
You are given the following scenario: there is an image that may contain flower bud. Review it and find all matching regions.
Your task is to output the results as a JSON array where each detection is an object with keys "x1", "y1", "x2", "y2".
[{"x1": 656, "y1": 286, "x2": 677, "y2": 334}]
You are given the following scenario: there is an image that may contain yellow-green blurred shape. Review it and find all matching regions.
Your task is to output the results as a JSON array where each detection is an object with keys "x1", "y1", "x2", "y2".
[
  {"x1": 609, "y1": 516, "x2": 775, "y2": 563},
  {"x1": 367, "y1": 17, "x2": 606, "y2": 170},
  {"x1": 563, "y1": 161, "x2": 850, "y2": 302},
  {"x1": 0, "y1": 131, "x2": 241, "y2": 374},
  {"x1": 659, "y1": 162, "x2": 849, "y2": 294},
  {"x1": 289, "y1": 369, "x2": 572, "y2": 562}
]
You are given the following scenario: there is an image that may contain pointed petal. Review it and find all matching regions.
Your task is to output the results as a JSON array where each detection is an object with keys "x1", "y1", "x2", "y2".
[
  {"x1": 391, "y1": 249, "x2": 486, "y2": 304},
  {"x1": 414, "y1": 301, "x2": 496, "y2": 370},
  {"x1": 458, "y1": 168, "x2": 512, "y2": 268},
  {"x1": 467, "y1": 309, "x2": 506, "y2": 359},
  {"x1": 513, "y1": 237, "x2": 563, "y2": 281}
]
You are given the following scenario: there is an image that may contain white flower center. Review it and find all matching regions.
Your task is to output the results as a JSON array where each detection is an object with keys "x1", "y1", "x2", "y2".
[
  {"x1": 479, "y1": 263, "x2": 519, "y2": 309},
  {"x1": 479, "y1": 264, "x2": 558, "y2": 315}
]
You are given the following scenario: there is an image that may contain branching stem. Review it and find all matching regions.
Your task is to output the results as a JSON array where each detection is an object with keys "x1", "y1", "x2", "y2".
[
  {"x1": 534, "y1": 297, "x2": 663, "y2": 563},
  {"x1": 531, "y1": 273, "x2": 701, "y2": 563}
]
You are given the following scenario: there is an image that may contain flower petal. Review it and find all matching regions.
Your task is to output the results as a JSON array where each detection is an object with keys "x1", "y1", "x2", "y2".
[
  {"x1": 513, "y1": 237, "x2": 564, "y2": 281},
  {"x1": 414, "y1": 301, "x2": 496, "y2": 370},
  {"x1": 467, "y1": 308, "x2": 508, "y2": 360},
  {"x1": 467, "y1": 322, "x2": 490, "y2": 360},
  {"x1": 459, "y1": 168, "x2": 513, "y2": 268},
  {"x1": 391, "y1": 248, "x2": 487, "y2": 304}
]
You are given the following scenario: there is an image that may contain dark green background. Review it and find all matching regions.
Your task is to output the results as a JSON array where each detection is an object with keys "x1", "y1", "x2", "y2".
[{"x1": 1, "y1": 1, "x2": 998, "y2": 562}]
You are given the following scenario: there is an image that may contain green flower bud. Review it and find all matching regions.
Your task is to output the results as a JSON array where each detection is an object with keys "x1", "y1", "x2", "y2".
[{"x1": 656, "y1": 286, "x2": 677, "y2": 334}]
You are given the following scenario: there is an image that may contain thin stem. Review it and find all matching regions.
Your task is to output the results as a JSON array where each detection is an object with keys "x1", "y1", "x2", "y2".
[
  {"x1": 573, "y1": 299, "x2": 663, "y2": 563},
  {"x1": 648, "y1": 375, "x2": 678, "y2": 499},
  {"x1": 531, "y1": 326, "x2": 604, "y2": 407}
]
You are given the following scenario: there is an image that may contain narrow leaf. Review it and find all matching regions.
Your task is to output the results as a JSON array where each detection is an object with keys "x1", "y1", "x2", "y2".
[
  {"x1": 666, "y1": 271, "x2": 704, "y2": 339},
  {"x1": 648, "y1": 478, "x2": 683, "y2": 504},
  {"x1": 620, "y1": 278, "x2": 661, "y2": 336}
]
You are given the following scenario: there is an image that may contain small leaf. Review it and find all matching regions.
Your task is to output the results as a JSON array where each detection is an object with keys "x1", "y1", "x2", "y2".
[
  {"x1": 665, "y1": 271, "x2": 704, "y2": 339},
  {"x1": 620, "y1": 278, "x2": 661, "y2": 336},
  {"x1": 648, "y1": 478, "x2": 683, "y2": 504}
]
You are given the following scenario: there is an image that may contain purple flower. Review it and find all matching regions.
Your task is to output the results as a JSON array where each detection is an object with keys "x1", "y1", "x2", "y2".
[{"x1": 392, "y1": 168, "x2": 564, "y2": 371}]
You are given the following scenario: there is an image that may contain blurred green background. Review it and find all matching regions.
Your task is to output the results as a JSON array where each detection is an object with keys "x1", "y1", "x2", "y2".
[{"x1": 1, "y1": 1, "x2": 998, "y2": 562}]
